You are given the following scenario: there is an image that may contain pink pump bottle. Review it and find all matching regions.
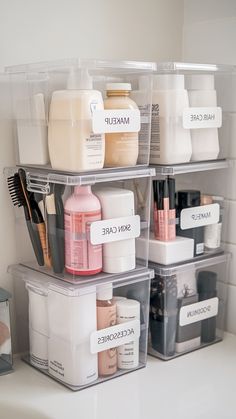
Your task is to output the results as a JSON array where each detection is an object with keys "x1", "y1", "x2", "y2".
[{"x1": 64, "y1": 185, "x2": 102, "y2": 276}]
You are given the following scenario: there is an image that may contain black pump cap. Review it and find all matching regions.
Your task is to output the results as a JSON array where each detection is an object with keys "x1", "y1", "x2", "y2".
[
  {"x1": 197, "y1": 271, "x2": 217, "y2": 294},
  {"x1": 168, "y1": 178, "x2": 175, "y2": 210},
  {"x1": 177, "y1": 190, "x2": 201, "y2": 209}
]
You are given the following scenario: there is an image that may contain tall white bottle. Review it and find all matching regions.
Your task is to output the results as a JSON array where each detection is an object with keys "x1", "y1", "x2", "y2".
[
  {"x1": 150, "y1": 74, "x2": 192, "y2": 165},
  {"x1": 186, "y1": 74, "x2": 220, "y2": 161},
  {"x1": 48, "y1": 68, "x2": 105, "y2": 171}
]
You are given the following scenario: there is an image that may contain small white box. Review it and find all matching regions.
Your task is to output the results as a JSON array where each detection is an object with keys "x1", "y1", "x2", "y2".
[{"x1": 137, "y1": 233, "x2": 194, "y2": 265}]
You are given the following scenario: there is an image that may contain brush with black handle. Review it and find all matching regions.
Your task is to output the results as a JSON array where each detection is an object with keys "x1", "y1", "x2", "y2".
[{"x1": 7, "y1": 172, "x2": 44, "y2": 266}]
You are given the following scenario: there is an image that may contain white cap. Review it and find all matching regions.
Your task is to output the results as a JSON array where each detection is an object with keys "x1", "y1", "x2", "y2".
[
  {"x1": 116, "y1": 299, "x2": 140, "y2": 320},
  {"x1": 96, "y1": 283, "x2": 113, "y2": 301},
  {"x1": 185, "y1": 74, "x2": 214, "y2": 90},
  {"x1": 106, "y1": 82, "x2": 131, "y2": 91},
  {"x1": 67, "y1": 68, "x2": 93, "y2": 90},
  {"x1": 113, "y1": 296, "x2": 127, "y2": 301},
  {"x1": 153, "y1": 74, "x2": 184, "y2": 90}
]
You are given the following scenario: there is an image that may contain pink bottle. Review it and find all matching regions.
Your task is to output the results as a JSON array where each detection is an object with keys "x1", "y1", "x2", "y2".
[{"x1": 64, "y1": 185, "x2": 102, "y2": 276}]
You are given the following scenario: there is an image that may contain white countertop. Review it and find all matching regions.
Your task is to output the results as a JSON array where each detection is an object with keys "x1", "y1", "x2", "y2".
[{"x1": 1, "y1": 333, "x2": 236, "y2": 419}]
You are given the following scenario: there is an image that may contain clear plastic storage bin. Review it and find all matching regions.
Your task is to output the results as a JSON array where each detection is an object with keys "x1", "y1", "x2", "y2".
[
  {"x1": 5, "y1": 59, "x2": 154, "y2": 171},
  {"x1": 6, "y1": 166, "x2": 154, "y2": 284},
  {"x1": 149, "y1": 62, "x2": 235, "y2": 166},
  {"x1": 9, "y1": 263, "x2": 153, "y2": 390},
  {"x1": 148, "y1": 253, "x2": 230, "y2": 360},
  {"x1": 0, "y1": 288, "x2": 13, "y2": 375}
]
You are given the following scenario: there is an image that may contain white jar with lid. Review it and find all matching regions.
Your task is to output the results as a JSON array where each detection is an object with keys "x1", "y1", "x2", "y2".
[
  {"x1": 186, "y1": 74, "x2": 220, "y2": 161},
  {"x1": 150, "y1": 74, "x2": 192, "y2": 165}
]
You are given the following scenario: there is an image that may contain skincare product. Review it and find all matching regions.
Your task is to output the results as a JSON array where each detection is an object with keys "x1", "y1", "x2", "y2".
[
  {"x1": 176, "y1": 190, "x2": 204, "y2": 256},
  {"x1": 150, "y1": 274, "x2": 178, "y2": 357},
  {"x1": 16, "y1": 93, "x2": 49, "y2": 165},
  {"x1": 64, "y1": 185, "x2": 102, "y2": 276},
  {"x1": 48, "y1": 284, "x2": 98, "y2": 386},
  {"x1": 104, "y1": 83, "x2": 139, "y2": 167},
  {"x1": 94, "y1": 187, "x2": 136, "y2": 274},
  {"x1": 116, "y1": 299, "x2": 140, "y2": 369},
  {"x1": 186, "y1": 74, "x2": 220, "y2": 161},
  {"x1": 150, "y1": 74, "x2": 192, "y2": 164},
  {"x1": 96, "y1": 284, "x2": 117, "y2": 377},
  {"x1": 197, "y1": 271, "x2": 217, "y2": 343},
  {"x1": 48, "y1": 68, "x2": 105, "y2": 171},
  {"x1": 0, "y1": 288, "x2": 12, "y2": 375}
]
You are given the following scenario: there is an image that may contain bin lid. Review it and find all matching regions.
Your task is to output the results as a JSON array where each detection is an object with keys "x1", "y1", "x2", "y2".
[{"x1": 0, "y1": 288, "x2": 11, "y2": 302}]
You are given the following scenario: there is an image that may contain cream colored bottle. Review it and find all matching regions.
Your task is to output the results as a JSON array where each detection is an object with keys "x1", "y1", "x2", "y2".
[
  {"x1": 104, "y1": 83, "x2": 139, "y2": 167},
  {"x1": 48, "y1": 68, "x2": 105, "y2": 172},
  {"x1": 96, "y1": 284, "x2": 117, "y2": 377}
]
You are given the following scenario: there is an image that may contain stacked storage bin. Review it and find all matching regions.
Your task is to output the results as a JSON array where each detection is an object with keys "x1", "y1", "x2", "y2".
[
  {"x1": 141, "y1": 62, "x2": 234, "y2": 359},
  {"x1": 5, "y1": 59, "x2": 155, "y2": 389}
]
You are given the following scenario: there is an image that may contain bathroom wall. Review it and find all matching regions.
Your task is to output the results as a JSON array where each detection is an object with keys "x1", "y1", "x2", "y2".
[
  {"x1": 182, "y1": 0, "x2": 236, "y2": 333},
  {"x1": 0, "y1": 0, "x2": 184, "y2": 351}
]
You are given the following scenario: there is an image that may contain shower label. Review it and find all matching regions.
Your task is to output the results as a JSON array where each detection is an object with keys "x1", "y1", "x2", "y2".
[
  {"x1": 180, "y1": 203, "x2": 220, "y2": 230},
  {"x1": 183, "y1": 107, "x2": 222, "y2": 129},
  {"x1": 179, "y1": 297, "x2": 219, "y2": 326},
  {"x1": 90, "y1": 319, "x2": 140, "y2": 353},
  {"x1": 92, "y1": 109, "x2": 141, "y2": 133},
  {"x1": 90, "y1": 215, "x2": 140, "y2": 244}
]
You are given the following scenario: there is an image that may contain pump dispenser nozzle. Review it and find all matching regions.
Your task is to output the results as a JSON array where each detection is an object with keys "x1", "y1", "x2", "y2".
[{"x1": 66, "y1": 68, "x2": 93, "y2": 90}]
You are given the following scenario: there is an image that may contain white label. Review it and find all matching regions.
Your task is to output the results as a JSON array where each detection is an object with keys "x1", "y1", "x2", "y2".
[
  {"x1": 180, "y1": 297, "x2": 219, "y2": 326},
  {"x1": 90, "y1": 215, "x2": 140, "y2": 245},
  {"x1": 180, "y1": 203, "x2": 220, "y2": 230},
  {"x1": 90, "y1": 319, "x2": 140, "y2": 354},
  {"x1": 183, "y1": 107, "x2": 222, "y2": 129},
  {"x1": 92, "y1": 109, "x2": 141, "y2": 134}
]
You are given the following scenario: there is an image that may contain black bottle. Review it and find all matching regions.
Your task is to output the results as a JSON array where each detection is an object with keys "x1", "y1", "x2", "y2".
[
  {"x1": 149, "y1": 274, "x2": 178, "y2": 357},
  {"x1": 176, "y1": 190, "x2": 204, "y2": 256},
  {"x1": 197, "y1": 271, "x2": 217, "y2": 343}
]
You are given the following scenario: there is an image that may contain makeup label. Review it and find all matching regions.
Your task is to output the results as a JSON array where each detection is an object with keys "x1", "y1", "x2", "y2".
[
  {"x1": 179, "y1": 297, "x2": 219, "y2": 326},
  {"x1": 90, "y1": 319, "x2": 140, "y2": 354},
  {"x1": 92, "y1": 109, "x2": 141, "y2": 133},
  {"x1": 183, "y1": 107, "x2": 222, "y2": 129},
  {"x1": 180, "y1": 203, "x2": 220, "y2": 230},
  {"x1": 90, "y1": 215, "x2": 140, "y2": 245}
]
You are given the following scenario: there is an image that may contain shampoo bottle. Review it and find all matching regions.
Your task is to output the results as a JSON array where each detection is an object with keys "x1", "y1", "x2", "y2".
[
  {"x1": 186, "y1": 74, "x2": 220, "y2": 161},
  {"x1": 96, "y1": 283, "x2": 117, "y2": 377},
  {"x1": 48, "y1": 68, "x2": 105, "y2": 171},
  {"x1": 104, "y1": 83, "x2": 139, "y2": 167},
  {"x1": 64, "y1": 185, "x2": 102, "y2": 276},
  {"x1": 150, "y1": 75, "x2": 192, "y2": 165}
]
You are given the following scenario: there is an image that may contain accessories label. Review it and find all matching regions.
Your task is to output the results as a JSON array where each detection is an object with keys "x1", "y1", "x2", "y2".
[
  {"x1": 183, "y1": 107, "x2": 222, "y2": 129},
  {"x1": 180, "y1": 203, "x2": 220, "y2": 230},
  {"x1": 92, "y1": 109, "x2": 141, "y2": 133},
  {"x1": 179, "y1": 297, "x2": 219, "y2": 326},
  {"x1": 90, "y1": 319, "x2": 140, "y2": 354},
  {"x1": 90, "y1": 214, "x2": 140, "y2": 245}
]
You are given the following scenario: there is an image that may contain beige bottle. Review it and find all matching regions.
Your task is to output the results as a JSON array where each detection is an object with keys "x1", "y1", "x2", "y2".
[
  {"x1": 96, "y1": 284, "x2": 117, "y2": 377},
  {"x1": 104, "y1": 83, "x2": 139, "y2": 167},
  {"x1": 48, "y1": 68, "x2": 105, "y2": 172}
]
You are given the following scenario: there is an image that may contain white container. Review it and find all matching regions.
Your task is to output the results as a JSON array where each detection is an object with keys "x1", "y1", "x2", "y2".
[
  {"x1": 48, "y1": 284, "x2": 98, "y2": 386},
  {"x1": 94, "y1": 187, "x2": 136, "y2": 273},
  {"x1": 116, "y1": 299, "x2": 140, "y2": 369},
  {"x1": 16, "y1": 93, "x2": 49, "y2": 165},
  {"x1": 48, "y1": 68, "x2": 105, "y2": 172},
  {"x1": 150, "y1": 74, "x2": 192, "y2": 165},
  {"x1": 186, "y1": 74, "x2": 220, "y2": 161}
]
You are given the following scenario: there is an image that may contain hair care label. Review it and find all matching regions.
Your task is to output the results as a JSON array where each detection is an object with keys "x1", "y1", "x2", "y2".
[
  {"x1": 179, "y1": 297, "x2": 219, "y2": 326},
  {"x1": 180, "y1": 203, "x2": 220, "y2": 230},
  {"x1": 183, "y1": 107, "x2": 222, "y2": 129},
  {"x1": 90, "y1": 215, "x2": 140, "y2": 245},
  {"x1": 92, "y1": 109, "x2": 141, "y2": 133},
  {"x1": 90, "y1": 319, "x2": 140, "y2": 354}
]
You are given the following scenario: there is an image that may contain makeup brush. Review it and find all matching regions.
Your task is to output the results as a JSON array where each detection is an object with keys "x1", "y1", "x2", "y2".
[{"x1": 7, "y1": 173, "x2": 44, "y2": 266}]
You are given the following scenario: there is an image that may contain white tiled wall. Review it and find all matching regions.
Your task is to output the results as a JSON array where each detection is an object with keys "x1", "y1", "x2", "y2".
[{"x1": 183, "y1": 0, "x2": 236, "y2": 333}]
